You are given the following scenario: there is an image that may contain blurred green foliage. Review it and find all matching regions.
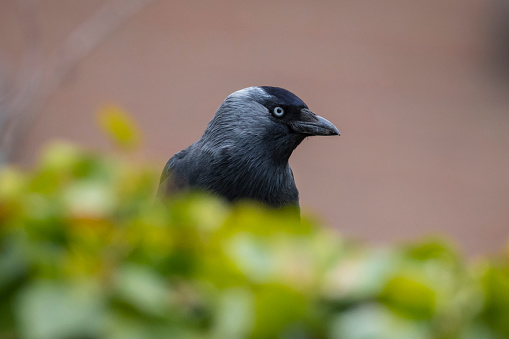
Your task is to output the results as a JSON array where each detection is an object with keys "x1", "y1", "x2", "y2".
[
  {"x1": 1, "y1": 141, "x2": 509, "y2": 339},
  {"x1": 97, "y1": 105, "x2": 141, "y2": 150}
]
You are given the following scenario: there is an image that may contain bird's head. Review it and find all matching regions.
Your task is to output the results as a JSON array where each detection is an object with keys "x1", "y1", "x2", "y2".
[{"x1": 202, "y1": 86, "x2": 339, "y2": 162}]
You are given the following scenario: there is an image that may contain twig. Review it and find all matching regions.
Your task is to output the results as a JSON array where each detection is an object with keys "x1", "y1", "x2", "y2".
[{"x1": 0, "y1": 0, "x2": 157, "y2": 165}]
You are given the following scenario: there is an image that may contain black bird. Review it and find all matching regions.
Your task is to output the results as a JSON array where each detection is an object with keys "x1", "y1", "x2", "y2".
[{"x1": 158, "y1": 86, "x2": 339, "y2": 208}]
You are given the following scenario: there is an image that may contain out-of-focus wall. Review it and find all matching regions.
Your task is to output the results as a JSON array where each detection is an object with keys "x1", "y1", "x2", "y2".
[{"x1": 1, "y1": 0, "x2": 509, "y2": 256}]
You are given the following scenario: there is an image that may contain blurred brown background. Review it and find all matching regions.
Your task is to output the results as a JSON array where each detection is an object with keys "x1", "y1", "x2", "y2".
[{"x1": 1, "y1": 0, "x2": 508, "y2": 256}]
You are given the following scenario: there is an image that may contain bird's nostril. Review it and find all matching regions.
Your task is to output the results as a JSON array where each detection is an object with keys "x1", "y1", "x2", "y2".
[{"x1": 300, "y1": 108, "x2": 318, "y2": 122}]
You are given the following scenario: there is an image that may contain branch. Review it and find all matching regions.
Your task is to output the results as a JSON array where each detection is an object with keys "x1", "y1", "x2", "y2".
[{"x1": 0, "y1": 0, "x2": 157, "y2": 165}]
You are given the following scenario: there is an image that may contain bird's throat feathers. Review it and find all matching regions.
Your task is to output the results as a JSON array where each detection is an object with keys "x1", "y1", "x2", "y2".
[{"x1": 196, "y1": 142, "x2": 298, "y2": 208}]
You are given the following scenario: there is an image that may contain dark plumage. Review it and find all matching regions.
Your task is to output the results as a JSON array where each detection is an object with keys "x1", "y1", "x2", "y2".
[{"x1": 157, "y1": 86, "x2": 339, "y2": 208}]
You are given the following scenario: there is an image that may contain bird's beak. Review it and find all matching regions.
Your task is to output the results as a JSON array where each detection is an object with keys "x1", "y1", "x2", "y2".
[{"x1": 290, "y1": 108, "x2": 340, "y2": 136}]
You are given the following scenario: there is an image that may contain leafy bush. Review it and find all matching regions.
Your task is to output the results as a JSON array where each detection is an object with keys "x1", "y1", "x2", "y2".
[{"x1": 1, "y1": 141, "x2": 509, "y2": 339}]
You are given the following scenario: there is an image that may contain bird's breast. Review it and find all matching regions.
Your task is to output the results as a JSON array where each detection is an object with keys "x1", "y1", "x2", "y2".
[{"x1": 199, "y1": 155, "x2": 298, "y2": 208}]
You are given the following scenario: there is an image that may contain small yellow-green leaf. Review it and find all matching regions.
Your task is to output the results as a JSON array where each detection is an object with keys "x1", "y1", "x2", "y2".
[
  {"x1": 98, "y1": 105, "x2": 141, "y2": 150},
  {"x1": 0, "y1": 166, "x2": 26, "y2": 199},
  {"x1": 381, "y1": 275, "x2": 436, "y2": 319}
]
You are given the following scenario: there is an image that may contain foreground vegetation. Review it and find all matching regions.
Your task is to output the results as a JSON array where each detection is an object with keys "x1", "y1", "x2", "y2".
[{"x1": 0, "y1": 140, "x2": 508, "y2": 339}]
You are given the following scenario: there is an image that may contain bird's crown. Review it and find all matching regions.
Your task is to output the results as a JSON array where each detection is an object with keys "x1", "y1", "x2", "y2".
[{"x1": 228, "y1": 86, "x2": 307, "y2": 109}]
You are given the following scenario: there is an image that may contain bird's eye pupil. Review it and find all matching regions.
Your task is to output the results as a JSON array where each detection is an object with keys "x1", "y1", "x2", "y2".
[{"x1": 273, "y1": 107, "x2": 284, "y2": 117}]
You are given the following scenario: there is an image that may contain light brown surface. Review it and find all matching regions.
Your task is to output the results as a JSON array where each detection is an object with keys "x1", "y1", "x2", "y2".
[{"x1": 1, "y1": 0, "x2": 509, "y2": 256}]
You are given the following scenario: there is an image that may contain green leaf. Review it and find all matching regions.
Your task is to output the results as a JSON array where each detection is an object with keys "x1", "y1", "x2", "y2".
[
  {"x1": 15, "y1": 281, "x2": 106, "y2": 339},
  {"x1": 480, "y1": 263, "x2": 509, "y2": 337},
  {"x1": 113, "y1": 264, "x2": 171, "y2": 315},
  {"x1": 381, "y1": 275, "x2": 436, "y2": 319},
  {"x1": 252, "y1": 285, "x2": 311, "y2": 338},
  {"x1": 212, "y1": 288, "x2": 253, "y2": 339},
  {"x1": 330, "y1": 304, "x2": 428, "y2": 339},
  {"x1": 226, "y1": 233, "x2": 275, "y2": 283},
  {"x1": 98, "y1": 105, "x2": 141, "y2": 150}
]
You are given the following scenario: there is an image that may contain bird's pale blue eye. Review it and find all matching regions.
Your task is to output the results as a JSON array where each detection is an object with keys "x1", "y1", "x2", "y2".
[{"x1": 273, "y1": 107, "x2": 285, "y2": 117}]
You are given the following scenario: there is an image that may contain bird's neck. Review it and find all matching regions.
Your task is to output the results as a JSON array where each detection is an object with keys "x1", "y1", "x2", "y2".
[
  {"x1": 202, "y1": 126, "x2": 304, "y2": 166},
  {"x1": 220, "y1": 154, "x2": 296, "y2": 207}
]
